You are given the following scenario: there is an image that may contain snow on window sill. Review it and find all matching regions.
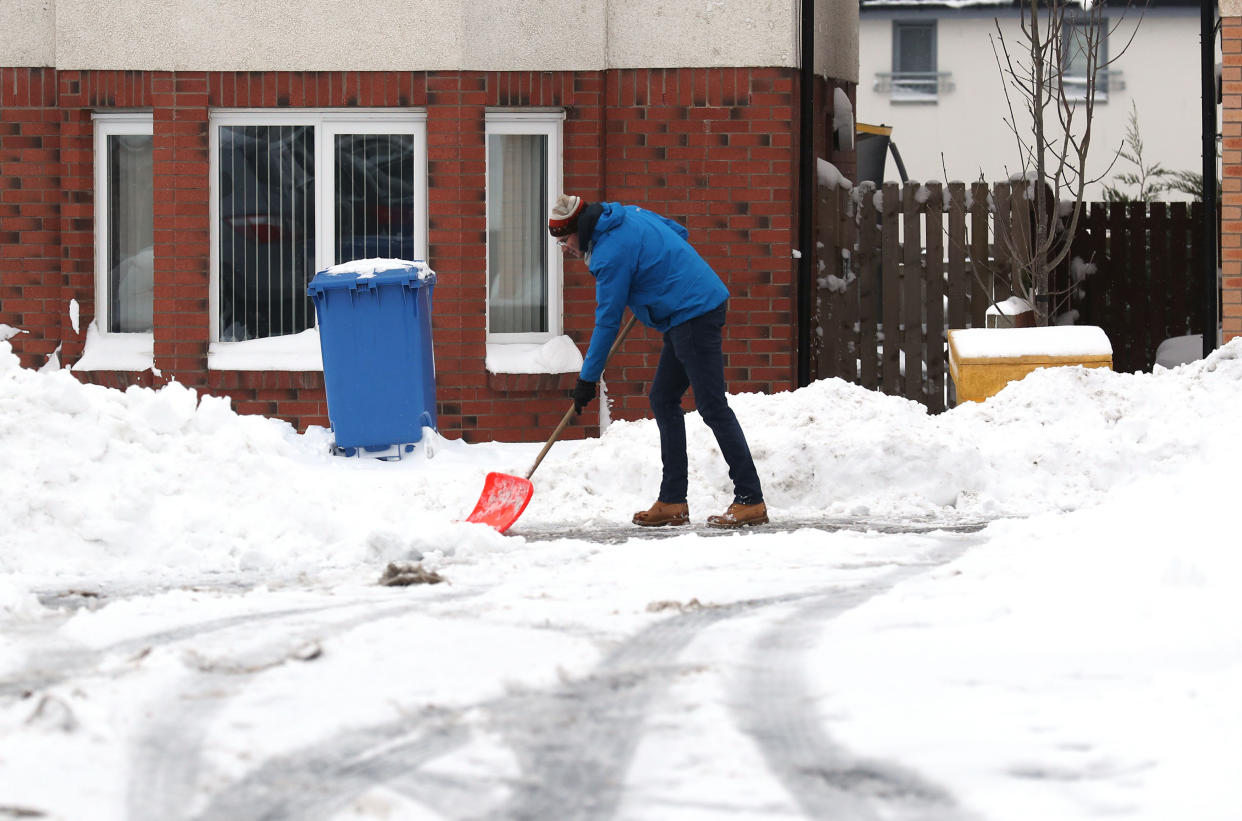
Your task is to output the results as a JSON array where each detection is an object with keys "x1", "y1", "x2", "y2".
[
  {"x1": 208, "y1": 328, "x2": 323, "y2": 372},
  {"x1": 1064, "y1": 92, "x2": 1107, "y2": 104},
  {"x1": 890, "y1": 93, "x2": 939, "y2": 105},
  {"x1": 71, "y1": 324, "x2": 154, "y2": 372},
  {"x1": 486, "y1": 335, "x2": 583, "y2": 375}
]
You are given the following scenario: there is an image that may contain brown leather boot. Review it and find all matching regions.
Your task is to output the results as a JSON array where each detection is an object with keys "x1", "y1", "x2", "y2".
[
  {"x1": 706, "y1": 501, "x2": 768, "y2": 529},
  {"x1": 632, "y1": 501, "x2": 690, "y2": 527}
]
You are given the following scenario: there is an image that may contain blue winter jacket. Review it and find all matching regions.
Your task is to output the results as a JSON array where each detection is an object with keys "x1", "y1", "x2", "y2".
[{"x1": 579, "y1": 203, "x2": 729, "y2": 382}]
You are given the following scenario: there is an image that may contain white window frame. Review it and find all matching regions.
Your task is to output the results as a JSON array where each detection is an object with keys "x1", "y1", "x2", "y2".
[
  {"x1": 1063, "y1": 18, "x2": 1109, "y2": 103},
  {"x1": 92, "y1": 112, "x2": 154, "y2": 340},
  {"x1": 207, "y1": 109, "x2": 428, "y2": 347},
  {"x1": 891, "y1": 20, "x2": 939, "y2": 103},
  {"x1": 485, "y1": 110, "x2": 565, "y2": 344}
]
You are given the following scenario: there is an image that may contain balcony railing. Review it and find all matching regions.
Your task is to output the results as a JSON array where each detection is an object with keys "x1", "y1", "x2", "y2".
[
  {"x1": 872, "y1": 70, "x2": 1124, "y2": 103},
  {"x1": 873, "y1": 72, "x2": 955, "y2": 101},
  {"x1": 1063, "y1": 70, "x2": 1126, "y2": 100}
]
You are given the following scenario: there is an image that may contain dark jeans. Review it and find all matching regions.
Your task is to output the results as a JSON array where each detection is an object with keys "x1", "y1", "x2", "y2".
[{"x1": 649, "y1": 302, "x2": 763, "y2": 506}]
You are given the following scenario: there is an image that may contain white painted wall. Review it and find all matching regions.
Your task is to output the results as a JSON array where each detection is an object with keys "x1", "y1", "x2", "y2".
[
  {"x1": 1, "y1": 0, "x2": 857, "y2": 80},
  {"x1": 858, "y1": 11, "x2": 1208, "y2": 200}
]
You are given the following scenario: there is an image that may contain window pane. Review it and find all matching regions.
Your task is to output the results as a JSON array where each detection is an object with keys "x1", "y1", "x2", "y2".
[
  {"x1": 1064, "y1": 23, "x2": 1091, "y2": 78},
  {"x1": 107, "y1": 134, "x2": 153, "y2": 333},
  {"x1": 334, "y1": 133, "x2": 417, "y2": 264},
  {"x1": 896, "y1": 24, "x2": 934, "y2": 73},
  {"x1": 487, "y1": 133, "x2": 549, "y2": 334},
  {"x1": 218, "y1": 125, "x2": 315, "y2": 341}
]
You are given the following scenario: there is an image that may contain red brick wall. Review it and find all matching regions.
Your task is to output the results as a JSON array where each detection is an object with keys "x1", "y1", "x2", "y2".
[
  {"x1": 1223, "y1": 17, "x2": 1242, "y2": 344},
  {"x1": 0, "y1": 67, "x2": 811, "y2": 443},
  {"x1": 0, "y1": 68, "x2": 61, "y2": 369},
  {"x1": 587, "y1": 68, "x2": 800, "y2": 423}
]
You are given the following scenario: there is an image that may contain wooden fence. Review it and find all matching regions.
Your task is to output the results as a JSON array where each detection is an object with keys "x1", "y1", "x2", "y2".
[{"x1": 813, "y1": 180, "x2": 1205, "y2": 412}]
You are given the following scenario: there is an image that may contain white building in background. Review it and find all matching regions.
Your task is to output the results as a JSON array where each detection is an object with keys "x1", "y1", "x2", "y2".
[{"x1": 857, "y1": 0, "x2": 1209, "y2": 200}]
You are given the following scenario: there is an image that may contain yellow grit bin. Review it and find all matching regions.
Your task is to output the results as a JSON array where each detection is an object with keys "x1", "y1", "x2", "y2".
[{"x1": 947, "y1": 326, "x2": 1113, "y2": 404}]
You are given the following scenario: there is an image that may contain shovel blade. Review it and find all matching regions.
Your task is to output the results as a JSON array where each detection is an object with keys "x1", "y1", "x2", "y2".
[{"x1": 465, "y1": 471, "x2": 534, "y2": 533}]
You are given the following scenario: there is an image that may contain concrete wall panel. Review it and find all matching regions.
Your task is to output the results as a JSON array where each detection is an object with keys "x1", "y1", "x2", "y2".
[
  {"x1": 0, "y1": 0, "x2": 56, "y2": 67},
  {"x1": 818, "y1": 0, "x2": 859, "y2": 83},
  {"x1": 53, "y1": 0, "x2": 465, "y2": 71},
  {"x1": 605, "y1": 0, "x2": 796, "y2": 68},
  {"x1": 23, "y1": 0, "x2": 855, "y2": 77}
]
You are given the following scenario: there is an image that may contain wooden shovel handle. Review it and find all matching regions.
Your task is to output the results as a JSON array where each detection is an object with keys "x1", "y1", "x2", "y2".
[{"x1": 525, "y1": 313, "x2": 640, "y2": 481}]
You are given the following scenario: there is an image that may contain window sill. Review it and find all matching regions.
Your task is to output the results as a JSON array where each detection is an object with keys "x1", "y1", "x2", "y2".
[
  {"x1": 71, "y1": 325, "x2": 154, "y2": 372},
  {"x1": 208, "y1": 328, "x2": 323, "y2": 371}
]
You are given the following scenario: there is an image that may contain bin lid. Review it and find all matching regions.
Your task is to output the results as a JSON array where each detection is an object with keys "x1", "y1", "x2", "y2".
[
  {"x1": 947, "y1": 326, "x2": 1112, "y2": 365},
  {"x1": 308, "y1": 258, "x2": 436, "y2": 296}
]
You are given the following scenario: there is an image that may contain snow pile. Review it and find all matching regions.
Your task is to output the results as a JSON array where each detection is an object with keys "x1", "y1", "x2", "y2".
[
  {"x1": 4, "y1": 336, "x2": 1242, "y2": 591},
  {"x1": 812, "y1": 388, "x2": 1242, "y2": 819},
  {"x1": 544, "y1": 341, "x2": 1242, "y2": 522},
  {"x1": 0, "y1": 340, "x2": 509, "y2": 591}
]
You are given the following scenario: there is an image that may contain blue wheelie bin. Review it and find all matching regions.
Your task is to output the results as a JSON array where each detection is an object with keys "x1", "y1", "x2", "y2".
[{"x1": 308, "y1": 259, "x2": 436, "y2": 457}]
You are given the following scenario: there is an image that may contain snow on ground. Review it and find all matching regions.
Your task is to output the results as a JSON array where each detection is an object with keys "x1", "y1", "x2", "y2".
[{"x1": 1, "y1": 336, "x2": 1241, "y2": 820}]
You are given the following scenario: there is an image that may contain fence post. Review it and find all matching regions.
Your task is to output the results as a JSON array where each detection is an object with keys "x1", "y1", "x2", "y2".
[
  {"x1": 881, "y1": 182, "x2": 901, "y2": 394},
  {"x1": 926, "y1": 182, "x2": 945, "y2": 413},
  {"x1": 969, "y1": 181, "x2": 991, "y2": 326},
  {"x1": 1169, "y1": 202, "x2": 1191, "y2": 338},
  {"x1": 992, "y1": 182, "x2": 1013, "y2": 305},
  {"x1": 814, "y1": 182, "x2": 835, "y2": 380},
  {"x1": 947, "y1": 182, "x2": 968, "y2": 332},
  {"x1": 1107, "y1": 201, "x2": 1128, "y2": 368},
  {"x1": 1188, "y1": 202, "x2": 1203, "y2": 341},
  {"x1": 1148, "y1": 202, "x2": 1169, "y2": 356},
  {"x1": 858, "y1": 186, "x2": 880, "y2": 390},
  {"x1": 837, "y1": 183, "x2": 860, "y2": 382},
  {"x1": 902, "y1": 183, "x2": 923, "y2": 401}
]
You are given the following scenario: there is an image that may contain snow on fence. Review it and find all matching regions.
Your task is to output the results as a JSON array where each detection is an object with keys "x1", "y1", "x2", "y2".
[{"x1": 813, "y1": 180, "x2": 1205, "y2": 411}]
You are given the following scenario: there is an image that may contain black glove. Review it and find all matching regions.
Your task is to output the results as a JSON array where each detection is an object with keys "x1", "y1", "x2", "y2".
[{"x1": 571, "y1": 378, "x2": 597, "y2": 415}]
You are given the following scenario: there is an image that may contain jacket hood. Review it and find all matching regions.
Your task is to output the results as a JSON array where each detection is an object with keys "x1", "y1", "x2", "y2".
[{"x1": 590, "y1": 202, "x2": 627, "y2": 244}]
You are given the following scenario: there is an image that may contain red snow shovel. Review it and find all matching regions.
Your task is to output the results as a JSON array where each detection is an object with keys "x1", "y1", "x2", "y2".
[{"x1": 466, "y1": 313, "x2": 639, "y2": 533}]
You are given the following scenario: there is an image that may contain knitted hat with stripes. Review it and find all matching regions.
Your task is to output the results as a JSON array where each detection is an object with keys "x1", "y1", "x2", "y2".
[{"x1": 548, "y1": 194, "x2": 586, "y2": 237}]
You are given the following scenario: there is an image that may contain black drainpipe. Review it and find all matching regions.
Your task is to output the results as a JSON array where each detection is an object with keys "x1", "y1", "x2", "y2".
[
  {"x1": 797, "y1": 0, "x2": 815, "y2": 388},
  {"x1": 1201, "y1": 0, "x2": 1218, "y2": 359}
]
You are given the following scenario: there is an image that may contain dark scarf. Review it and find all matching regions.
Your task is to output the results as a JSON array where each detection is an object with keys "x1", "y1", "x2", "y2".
[{"x1": 577, "y1": 203, "x2": 604, "y2": 251}]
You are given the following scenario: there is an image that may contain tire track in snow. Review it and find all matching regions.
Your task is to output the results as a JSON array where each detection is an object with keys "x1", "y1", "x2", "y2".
[
  {"x1": 190, "y1": 714, "x2": 471, "y2": 821},
  {"x1": 123, "y1": 599, "x2": 460, "y2": 821},
  {"x1": 173, "y1": 563, "x2": 969, "y2": 820},
  {"x1": 3, "y1": 595, "x2": 477, "y2": 700},
  {"x1": 733, "y1": 538, "x2": 985, "y2": 820},
  {"x1": 486, "y1": 593, "x2": 809, "y2": 821},
  {"x1": 160, "y1": 594, "x2": 805, "y2": 821},
  {"x1": 122, "y1": 537, "x2": 984, "y2": 820}
]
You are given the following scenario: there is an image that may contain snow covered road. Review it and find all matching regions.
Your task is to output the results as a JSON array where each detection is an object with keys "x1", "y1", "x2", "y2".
[{"x1": 6, "y1": 526, "x2": 985, "y2": 821}]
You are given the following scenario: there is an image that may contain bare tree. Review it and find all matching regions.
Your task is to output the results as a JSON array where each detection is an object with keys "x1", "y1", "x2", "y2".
[{"x1": 990, "y1": 0, "x2": 1142, "y2": 326}]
